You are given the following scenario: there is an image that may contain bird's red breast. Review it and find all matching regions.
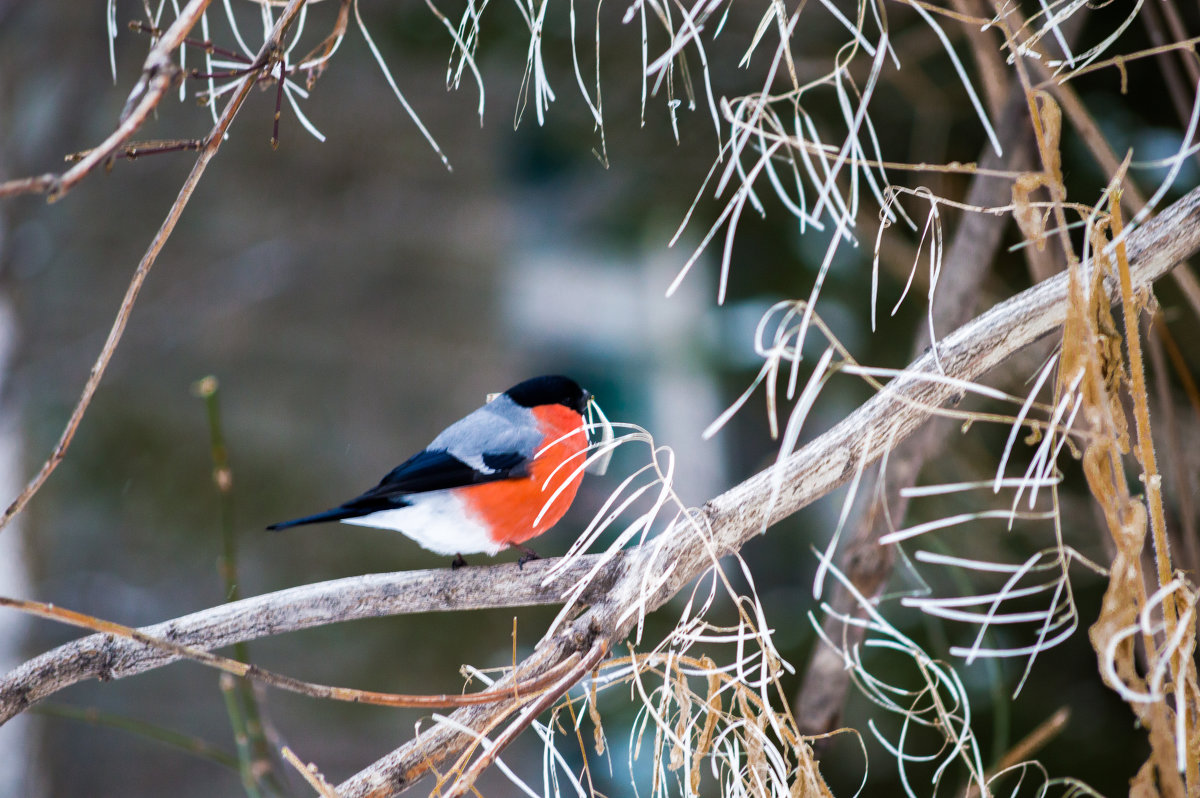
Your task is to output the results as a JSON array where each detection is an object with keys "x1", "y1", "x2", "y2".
[{"x1": 458, "y1": 403, "x2": 587, "y2": 547}]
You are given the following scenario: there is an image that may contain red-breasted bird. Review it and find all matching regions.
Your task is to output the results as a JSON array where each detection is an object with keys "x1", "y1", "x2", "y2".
[{"x1": 267, "y1": 375, "x2": 590, "y2": 567}]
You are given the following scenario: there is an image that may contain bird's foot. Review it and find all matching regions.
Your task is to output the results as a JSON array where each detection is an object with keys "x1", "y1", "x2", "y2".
[
  {"x1": 451, "y1": 553, "x2": 468, "y2": 569},
  {"x1": 516, "y1": 546, "x2": 541, "y2": 569}
]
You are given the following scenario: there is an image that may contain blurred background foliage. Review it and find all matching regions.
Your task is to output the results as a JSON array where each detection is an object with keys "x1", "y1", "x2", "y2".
[{"x1": 0, "y1": 0, "x2": 1197, "y2": 796}]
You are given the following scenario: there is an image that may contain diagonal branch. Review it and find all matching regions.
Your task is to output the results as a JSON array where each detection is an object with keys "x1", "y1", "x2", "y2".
[
  {"x1": 0, "y1": 0, "x2": 212, "y2": 201},
  {"x1": 793, "y1": 46, "x2": 1063, "y2": 737}
]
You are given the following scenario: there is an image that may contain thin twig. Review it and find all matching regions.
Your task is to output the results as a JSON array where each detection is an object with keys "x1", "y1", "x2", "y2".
[
  {"x1": 281, "y1": 745, "x2": 340, "y2": 798},
  {"x1": 0, "y1": 0, "x2": 212, "y2": 202},
  {"x1": 1109, "y1": 197, "x2": 1190, "y2": 736},
  {"x1": 965, "y1": 707, "x2": 1070, "y2": 798},
  {"x1": 1146, "y1": 317, "x2": 1200, "y2": 575},
  {"x1": 0, "y1": 173, "x2": 57, "y2": 199},
  {"x1": 194, "y1": 376, "x2": 279, "y2": 797},
  {"x1": 444, "y1": 638, "x2": 609, "y2": 798}
]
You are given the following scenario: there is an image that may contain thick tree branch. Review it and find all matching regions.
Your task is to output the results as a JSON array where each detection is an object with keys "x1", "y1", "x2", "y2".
[{"x1": 0, "y1": 553, "x2": 626, "y2": 722}]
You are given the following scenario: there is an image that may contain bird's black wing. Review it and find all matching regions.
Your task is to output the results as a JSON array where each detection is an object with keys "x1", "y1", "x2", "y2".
[
  {"x1": 268, "y1": 450, "x2": 528, "y2": 530},
  {"x1": 348, "y1": 448, "x2": 528, "y2": 504}
]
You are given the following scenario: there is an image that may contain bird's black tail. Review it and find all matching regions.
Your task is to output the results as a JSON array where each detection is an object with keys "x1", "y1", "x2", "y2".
[{"x1": 266, "y1": 507, "x2": 358, "y2": 531}]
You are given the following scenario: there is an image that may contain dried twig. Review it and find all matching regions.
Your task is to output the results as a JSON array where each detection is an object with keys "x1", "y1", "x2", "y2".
[
  {"x1": 0, "y1": 594, "x2": 588, "y2": 713},
  {"x1": 0, "y1": 0, "x2": 211, "y2": 201},
  {"x1": 0, "y1": 173, "x2": 57, "y2": 200},
  {"x1": 443, "y1": 637, "x2": 609, "y2": 798},
  {"x1": 282, "y1": 745, "x2": 340, "y2": 798}
]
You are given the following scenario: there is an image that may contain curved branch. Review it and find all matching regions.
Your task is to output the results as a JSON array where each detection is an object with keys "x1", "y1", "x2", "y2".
[{"x1": 0, "y1": 552, "x2": 626, "y2": 722}]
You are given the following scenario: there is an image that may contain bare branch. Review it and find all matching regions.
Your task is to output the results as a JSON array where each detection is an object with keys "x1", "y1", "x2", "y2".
[
  {"x1": 0, "y1": 552, "x2": 627, "y2": 722},
  {"x1": 0, "y1": 173, "x2": 57, "y2": 200},
  {"x1": 0, "y1": 0, "x2": 212, "y2": 201}
]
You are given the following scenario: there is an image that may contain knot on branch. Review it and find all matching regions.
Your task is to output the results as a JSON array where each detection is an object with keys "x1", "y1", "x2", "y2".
[
  {"x1": 566, "y1": 614, "x2": 607, "y2": 654},
  {"x1": 85, "y1": 636, "x2": 122, "y2": 682}
]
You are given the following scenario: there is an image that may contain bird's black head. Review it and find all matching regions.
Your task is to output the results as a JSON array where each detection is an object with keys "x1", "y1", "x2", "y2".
[{"x1": 504, "y1": 375, "x2": 589, "y2": 414}]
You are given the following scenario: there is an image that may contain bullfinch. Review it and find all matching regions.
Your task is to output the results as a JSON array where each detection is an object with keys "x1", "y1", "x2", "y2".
[{"x1": 267, "y1": 375, "x2": 590, "y2": 567}]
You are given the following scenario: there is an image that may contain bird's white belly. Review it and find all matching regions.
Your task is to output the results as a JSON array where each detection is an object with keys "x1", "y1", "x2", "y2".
[{"x1": 339, "y1": 491, "x2": 502, "y2": 556}]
